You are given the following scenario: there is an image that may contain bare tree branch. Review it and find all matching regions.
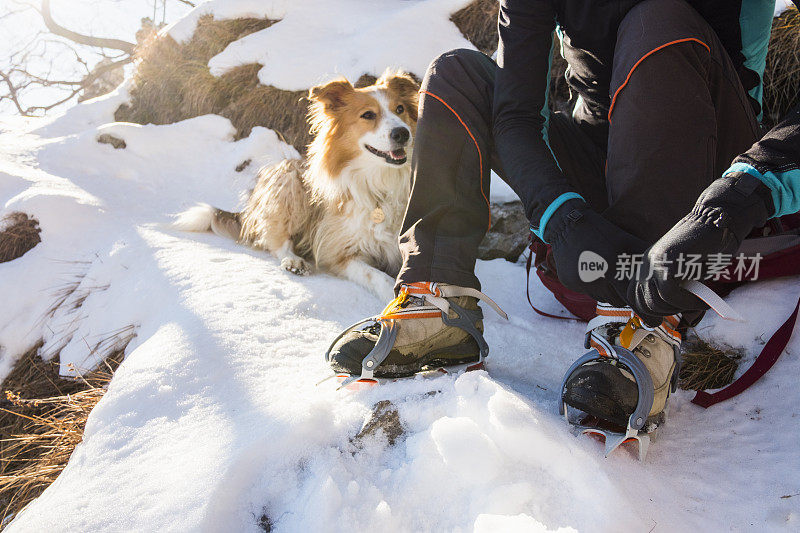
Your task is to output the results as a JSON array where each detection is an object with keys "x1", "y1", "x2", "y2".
[
  {"x1": 40, "y1": 0, "x2": 135, "y2": 54},
  {"x1": 0, "y1": 71, "x2": 28, "y2": 115},
  {"x1": 2, "y1": 0, "x2": 191, "y2": 115},
  {"x1": 26, "y1": 86, "x2": 83, "y2": 113},
  {"x1": 12, "y1": 56, "x2": 131, "y2": 87}
]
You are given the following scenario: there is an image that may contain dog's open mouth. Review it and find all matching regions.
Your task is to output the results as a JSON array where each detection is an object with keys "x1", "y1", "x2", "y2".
[{"x1": 365, "y1": 144, "x2": 407, "y2": 165}]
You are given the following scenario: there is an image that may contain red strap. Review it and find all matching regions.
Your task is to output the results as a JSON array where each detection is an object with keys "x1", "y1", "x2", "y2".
[
  {"x1": 525, "y1": 251, "x2": 575, "y2": 320},
  {"x1": 692, "y1": 295, "x2": 800, "y2": 408}
]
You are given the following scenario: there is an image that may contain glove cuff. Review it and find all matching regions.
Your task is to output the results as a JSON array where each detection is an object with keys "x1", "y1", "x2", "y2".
[
  {"x1": 539, "y1": 198, "x2": 587, "y2": 244},
  {"x1": 723, "y1": 171, "x2": 775, "y2": 220}
]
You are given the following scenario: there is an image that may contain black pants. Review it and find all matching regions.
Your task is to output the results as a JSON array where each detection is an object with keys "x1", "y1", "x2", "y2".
[{"x1": 397, "y1": 0, "x2": 759, "y2": 291}]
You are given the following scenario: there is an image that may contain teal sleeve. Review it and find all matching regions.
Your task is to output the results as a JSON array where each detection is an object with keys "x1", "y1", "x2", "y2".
[{"x1": 724, "y1": 162, "x2": 800, "y2": 218}]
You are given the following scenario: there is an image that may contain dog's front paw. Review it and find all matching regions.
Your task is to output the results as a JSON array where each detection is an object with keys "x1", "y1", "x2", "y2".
[{"x1": 281, "y1": 256, "x2": 310, "y2": 276}]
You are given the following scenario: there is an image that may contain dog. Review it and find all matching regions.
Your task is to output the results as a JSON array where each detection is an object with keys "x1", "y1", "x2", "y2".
[{"x1": 173, "y1": 71, "x2": 419, "y2": 299}]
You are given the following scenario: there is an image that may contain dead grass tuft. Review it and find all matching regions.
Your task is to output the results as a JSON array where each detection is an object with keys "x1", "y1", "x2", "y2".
[
  {"x1": 679, "y1": 335, "x2": 742, "y2": 392},
  {"x1": 0, "y1": 213, "x2": 41, "y2": 264},
  {"x1": 0, "y1": 326, "x2": 133, "y2": 527},
  {"x1": 115, "y1": 15, "x2": 314, "y2": 150},
  {"x1": 763, "y1": 6, "x2": 800, "y2": 128},
  {"x1": 451, "y1": 0, "x2": 500, "y2": 55}
]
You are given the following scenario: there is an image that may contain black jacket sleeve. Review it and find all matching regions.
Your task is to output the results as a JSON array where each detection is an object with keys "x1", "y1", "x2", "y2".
[
  {"x1": 493, "y1": 0, "x2": 581, "y2": 235},
  {"x1": 723, "y1": 99, "x2": 800, "y2": 218}
]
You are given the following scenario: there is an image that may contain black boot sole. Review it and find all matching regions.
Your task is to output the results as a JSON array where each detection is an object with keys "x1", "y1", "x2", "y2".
[
  {"x1": 330, "y1": 337, "x2": 481, "y2": 378},
  {"x1": 562, "y1": 361, "x2": 641, "y2": 429}
]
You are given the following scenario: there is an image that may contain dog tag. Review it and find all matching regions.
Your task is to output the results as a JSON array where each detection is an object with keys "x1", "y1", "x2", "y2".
[{"x1": 371, "y1": 207, "x2": 385, "y2": 224}]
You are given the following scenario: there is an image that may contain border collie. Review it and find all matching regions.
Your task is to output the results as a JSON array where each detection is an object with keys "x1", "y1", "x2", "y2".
[{"x1": 173, "y1": 71, "x2": 418, "y2": 298}]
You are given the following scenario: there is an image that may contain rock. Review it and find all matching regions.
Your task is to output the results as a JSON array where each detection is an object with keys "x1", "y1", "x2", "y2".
[
  {"x1": 97, "y1": 134, "x2": 126, "y2": 149},
  {"x1": 478, "y1": 200, "x2": 529, "y2": 262},
  {"x1": 352, "y1": 400, "x2": 403, "y2": 447},
  {"x1": 235, "y1": 159, "x2": 251, "y2": 172},
  {"x1": 257, "y1": 512, "x2": 272, "y2": 532}
]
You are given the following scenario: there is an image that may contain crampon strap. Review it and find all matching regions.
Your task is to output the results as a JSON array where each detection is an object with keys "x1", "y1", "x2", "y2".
[
  {"x1": 585, "y1": 303, "x2": 681, "y2": 357},
  {"x1": 327, "y1": 282, "x2": 507, "y2": 388},
  {"x1": 380, "y1": 282, "x2": 507, "y2": 321}
]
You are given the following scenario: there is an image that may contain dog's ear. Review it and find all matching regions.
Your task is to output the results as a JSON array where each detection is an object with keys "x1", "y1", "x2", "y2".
[
  {"x1": 309, "y1": 79, "x2": 354, "y2": 110},
  {"x1": 381, "y1": 72, "x2": 420, "y2": 121},
  {"x1": 382, "y1": 72, "x2": 419, "y2": 95}
]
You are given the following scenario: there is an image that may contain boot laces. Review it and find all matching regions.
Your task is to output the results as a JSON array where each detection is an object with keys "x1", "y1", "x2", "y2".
[{"x1": 587, "y1": 304, "x2": 681, "y2": 358}]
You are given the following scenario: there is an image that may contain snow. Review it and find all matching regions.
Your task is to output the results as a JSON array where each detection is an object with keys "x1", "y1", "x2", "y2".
[
  {"x1": 167, "y1": 0, "x2": 477, "y2": 91},
  {"x1": 33, "y1": 81, "x2": 132, "y2": 138},
  {"x1": 775, "y1": 0, "x2": 794, "y2": 17},
  {"x1": 0, "y1": 1, "x2": 799, "y2": 531},
  {"x1": 2, "y1": 101, "x2": 800, "y2": 531},
  {"x1": 491, "y1": 170, "x2": 520, "y2": 203},
  {"x1": 0, "y1": 109, "x2": 297, "y2": 377}
]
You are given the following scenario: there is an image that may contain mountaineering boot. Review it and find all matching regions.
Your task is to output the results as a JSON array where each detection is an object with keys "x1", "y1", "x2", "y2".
[
  {"x1": 327, "y1": 282, "x2": 506, "y2": 379},
  {"x1": 562, "y1": 304, "x2": 681, "y2": 430}
]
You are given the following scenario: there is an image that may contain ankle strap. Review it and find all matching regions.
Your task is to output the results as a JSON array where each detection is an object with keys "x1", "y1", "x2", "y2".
[
  {"x1": 435, "y1": 284, "x2": 508, "y2": 320},
  {"x1": 587, "y1": 303, "x2": 681, "y2": 356},
  {"x1": 382, "y1": 282, "x2": 508, "y2": 321}
]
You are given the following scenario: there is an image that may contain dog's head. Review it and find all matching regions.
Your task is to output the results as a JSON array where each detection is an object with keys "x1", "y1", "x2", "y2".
[{"x1": 307, "y1": 71, "x2": 419, "y2": 178}]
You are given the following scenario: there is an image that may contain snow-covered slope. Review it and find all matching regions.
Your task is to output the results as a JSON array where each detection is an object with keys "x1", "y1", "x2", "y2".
[
  {"x1": 1, "y1": 0, "x2": 799, "y2": 530},
  {"x1": 2, "y1": 91, "x2": 800, "y2": 532}
]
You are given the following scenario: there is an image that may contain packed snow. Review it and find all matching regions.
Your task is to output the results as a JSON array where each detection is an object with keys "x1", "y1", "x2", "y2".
[{"x1": 1, "y1": 1, "x2": 799, "y2": 531}]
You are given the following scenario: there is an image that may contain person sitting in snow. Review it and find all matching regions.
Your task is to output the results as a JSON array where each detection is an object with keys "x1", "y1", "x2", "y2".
[{"x1": 328, "y1": 0, "x2": 800, "y2": 432}]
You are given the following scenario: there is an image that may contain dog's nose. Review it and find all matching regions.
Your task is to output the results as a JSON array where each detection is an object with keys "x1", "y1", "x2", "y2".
[{"x1": 390, "y1": 127, "x2": 410, "y2": 145}]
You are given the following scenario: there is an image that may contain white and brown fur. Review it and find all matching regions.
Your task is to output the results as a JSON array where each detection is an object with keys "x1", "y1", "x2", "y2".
[{"x1": 173, "y1": 71, "x2": 419, "y2": 299}]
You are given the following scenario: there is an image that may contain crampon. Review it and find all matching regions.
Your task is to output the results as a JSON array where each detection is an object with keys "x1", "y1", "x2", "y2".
[
  {"x1": 560, "y1": 343, "x2": 665, "y2": 461},
  {"x1": 323, "y1": 282, "x2": 507, "y2": 391},
  {"x1": 560, "y1": 281, "x2": 744, "y2": 461}
]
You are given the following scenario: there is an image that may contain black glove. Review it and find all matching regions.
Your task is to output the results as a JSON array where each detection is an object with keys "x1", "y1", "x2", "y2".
[
  {"x1": 543, "y1": 199, "x2": 647, "y2": 307},
  {"x1": 628, "y1": 172, "x2": 774, "y2": 326}
]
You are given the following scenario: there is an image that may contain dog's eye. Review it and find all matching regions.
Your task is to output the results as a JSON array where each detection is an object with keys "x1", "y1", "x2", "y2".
[
  {"x1": 361, "y1": 111, "x2": 376, "y2": 120},
  {"x1": 395, "y1": 105, "x2": 404, "y2": 114}
]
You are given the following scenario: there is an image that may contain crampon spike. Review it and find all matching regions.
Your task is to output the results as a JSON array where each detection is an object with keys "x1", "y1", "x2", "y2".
[
  {"x1": 581, "y1": 426, "x2": 651, "y2": 461},
  {"x1": 333, "y1": 361, "x2": 485, "y2": 391},
  {"x1": 336, "y1": 375, "x2": 380, "y2": 391}
]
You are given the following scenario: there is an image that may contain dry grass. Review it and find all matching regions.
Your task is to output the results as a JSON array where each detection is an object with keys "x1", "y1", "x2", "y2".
[
  {"x1": 115, "y1": 15, "x2": 313, "y2": 151},
  {"x1": 679, "y1": 336, "x2": 743, "y2": 392},
  {"x1": 0, "y1": 326, "x2": 133, "y2": 527},
  {"x1": 451, "y1": 0, "x2": 500, "y2": 55},
  {"x1": 0, "y1": 213, "x2": 41, "y2": 264},
  {"x1": 763, "y1": 6, "x2": 800, "y2": 128}
]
